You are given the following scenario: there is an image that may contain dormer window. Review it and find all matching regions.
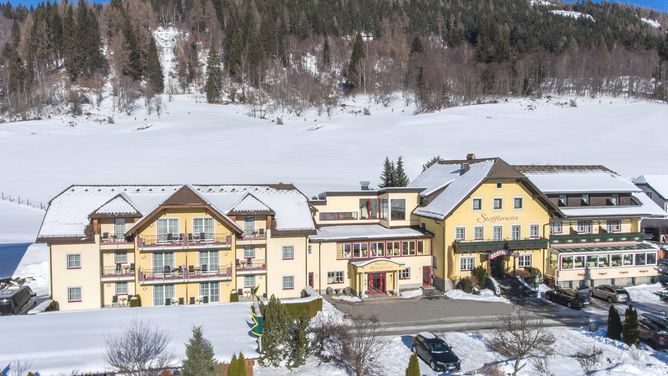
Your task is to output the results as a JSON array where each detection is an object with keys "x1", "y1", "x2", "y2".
[
  {"x1": 114, "y1": 218, "x2": 125, "y2": 240},
  {"x1": 558, "y1": 195, "x2": 567, "y2": 207},
  {"x1": 608, "y1": 194, "x2": 618, "y2": 206},
  {"x1": 581, "y1": 194, "x2": 589, "y2": 206}
]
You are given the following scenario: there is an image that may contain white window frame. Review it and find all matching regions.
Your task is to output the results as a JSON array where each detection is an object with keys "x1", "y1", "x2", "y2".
[
  {"x1": 67, "y1": 287, "x2": 82, "y2": 302},
  {"x1": 153, "y1": 284, "x2": 175, "y2": 306},
  {"x1": 455, "y1": 226, "x2": 466, "y2": 241},
  {"x1": 199, "y1": 282, "x2": 220, "y2": 303},
  {"x1": 115, "y1": 282, "x2": 128, "y2": 295},
  {"x1": 243, "y1": 245, "x2": 255, "y2": 258},
  {"x1": 114, "y1": 218, "x2": 125, "y2": 239},
  {"x1": 474, "y1": 226, "x2": 484, "y2": 241},
  {"x1": 114, "y1": 251, "x2": 128, "y2": 264},
  {"x1": 199, "y1": 250, "x2": 220, "y2": 271},
  {"x1": 244, "y1": 275, "x2": 256, "y2": 288},
  {"x1": 472, "y1": 198, "x2": 482, "y2": 211},
  {"x1": 492, "y1": 225, "x2": 503, "y2": 241},
  {"x1": 518, "y1": 254, "x2": 532, "y2": 268},
  {"x1": 327, "y1": 271, "x2": 344, "y2": 284},
  {"x1": 550, "y1": 221, "x2": 563, "y2": 234},
  {"x1": 511, "y1": 225, "x2": 521, "y2": 240},
  {"x1": 282, "y1": 245, "x2": 295, "y2": 260},
  {"x1": 67, "y1": 253, "x2": 81, "y2": 269},
  {"x1": 529, "y1": 224, "x2": 540, "y2": 239},
  {"x1": 606, "y1": 220, "x2": 621, "y2": 233},
  {"x1": 399, "y1": 267, "x2": 411, "y2": 280},
  {"x1": 577, "y1": 220, "x2": 592, "y2": 234},
  {"x1": 157, "y1": 218, "x2": 179, "y2": 242},
  {"x1": 493, "y1": 197, "x2": 503, "y2": 210},
  {"x1": 193, "y1": 217, "x2": 214, "y2": 240},
  {"x1": 460, "y1": 257, "x2": 474, "y2": 271},
  {"x1": 282, "y1": 275, "x2": 295, "y2": 290},
  {"x1": 513, "y1": 197, "x2": 523, "y2": 209},
  {"x1": 244, "y1": 216, "x2": 255, "y2": 234}
]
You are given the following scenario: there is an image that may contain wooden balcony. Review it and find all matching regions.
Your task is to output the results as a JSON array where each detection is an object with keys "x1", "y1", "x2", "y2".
[
  {"x1": 137, "y1": 233, "x2": 232, "y2": 251},
  {"x1": 550, "y1": 232, "x2": 644, "y2": 245},
  {"x1": 100, "y1": 234, "x2": 134, "y2": 250},
  {"x1": 453, "y1": 238, "x2": 548, "y2": 253},
  {"x1": 138, "y1": 264, "x2": 232, "y2": 285},
  {"x1": 100, "y1": 265, "x2": 135, "y2": 282},
  {"x1": 236, "y1": 258, "x2": 267, "y2": 275}
]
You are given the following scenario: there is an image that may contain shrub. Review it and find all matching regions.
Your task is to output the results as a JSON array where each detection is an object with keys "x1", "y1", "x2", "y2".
[
  {"x1": 607, "y1": 306, "x2": 622, "y2": 340},
  {"x1": 405, "y1": 352, "x2": 420, "y2": 376},
  {"x1": 45, "y1": 300, "x2": 59, "y2": 312},
  {"x1": 623, "y1": 305, "x2": 640, "y2": 347},
  {"x1": 230, "y1": 292, "x2": 239, "y2": 302},
  {"x1": 285, "y1": 298, "x2": 322, "y2": 321},
  {"x1": 129, "y1": 295, "x2": 141, "y2": 307},
  {"x1": 459, "y1": 277, "x2": 474, "y2": 293},
  {"x1": 182, "y1": 327, "x2": 218, "y2": 376},
  {"x1": 472, "y1": 266, "x2": 487, "y2": 287}
]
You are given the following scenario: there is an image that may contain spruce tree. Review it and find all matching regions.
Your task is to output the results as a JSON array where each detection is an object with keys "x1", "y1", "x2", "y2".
[
  {"x1": 145, "y1": 36, "x2": 164, "y2": 93},
  {"x1": 607, "y1": 305, "x2": 622, "y2": 340},
  {"x1": 410, "y1": 35, "x2": 424, "y2": 55},
  {"x1": 259, "y1": 295, "x2": 289, "y2": 367},
  {"x1": 289, "y1": 312, "x2": 310, "y2": 369},
  {"x1": 394, "y1": 157, "x2": 410, "y2": 187},
  {"x1": 230, "y1": 352, "x2": 247, "y2": 376},
  {"x1": 405, "y1": 352, "x2": 420, "y2": 376},
  {"x1": 379, "y1": 157, "x2": 395, "y2": 188},
  {"x1": 181, "y1": 326, "x2": 218, "y2": 376},
  {"x1": 205, "y1": 46, "x2": 223, "y2": 103},
  {"x1": 346, "y1": 33, "x2": 365, "y2": 88},
  {"x1": 422, "y1": 156, "x2": 444, "y2": 171},
  {"x1": 322, "y1": 37, "x2": 331, "y2": 69},
  {"x1": 121, "y1": 13, "x2": 142, "y2": 81},
  {"x1": 228, "y1": 353, "x2": 238, "y2": 375},
  {"x1": 623, "y1": 305, "x2": 640, "y2": 347}
]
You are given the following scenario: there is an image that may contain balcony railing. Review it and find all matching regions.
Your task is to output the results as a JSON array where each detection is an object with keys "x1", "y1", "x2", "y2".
[
  {"x1": 100, "y1": 234, "x2": 133, "y2": 248},
  {"x1": 240, "y1": 231, "x2": 267, "y2": 241},
  {"x1": 137, "y1": 233, "x2": 232, "y2": 249},
  {"x1": 236, "y1": 258, "x2": 267, "y2": 272},
  {"x1": 100, "y1": 265, "x2": 135, "y2": 280},
  {"x1": 550, "y1": 232, "x2": 644, "y2": 245},
  {"x1": 454, "y1": 238, "x2": 549, "y2": 253},
  {"x1": 138, "y1": 264, "x2": 232, "y2": 284}
]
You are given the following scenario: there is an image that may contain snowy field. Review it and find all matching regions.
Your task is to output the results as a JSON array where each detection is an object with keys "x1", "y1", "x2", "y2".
[
  {"x1": 0, "y1": 201, "x2": 44, "y2": 243},
  {"x1": 0, "y1": 302, "x2": 259, "y2": 375}
]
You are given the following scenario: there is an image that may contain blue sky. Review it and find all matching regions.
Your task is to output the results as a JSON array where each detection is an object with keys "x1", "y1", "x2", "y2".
[{"x1": 6, "y1": 0, "x2": 668, "y2": 13}]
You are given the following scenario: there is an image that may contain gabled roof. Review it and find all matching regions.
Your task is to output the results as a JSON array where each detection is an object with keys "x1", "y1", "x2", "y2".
[
  {"x1": 162, "y1": 185, "x2": 209, "y2": 206},
  {"x1": 515, "y1": 165, "x2": 639, "y2": 194},
  {"x1": 89, "y1": 193, "x2": 141, "y2": 219},
  {"x1": 634, "y1": 175, "x2": 668, "y2": 200},
  {"x1": 228, "y1": 193, "x2": 274, "y2": 215}
]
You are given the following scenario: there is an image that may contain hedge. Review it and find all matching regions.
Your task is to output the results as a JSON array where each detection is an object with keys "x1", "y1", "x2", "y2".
[
  {"x1": 230, "y1": 292, "x2": 239, "y2": 302},
  {"x1": 284, "y1": 298, "x2": 322, "y2": 321}
]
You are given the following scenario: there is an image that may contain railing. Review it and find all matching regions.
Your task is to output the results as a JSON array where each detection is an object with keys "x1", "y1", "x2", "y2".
[
  {"x1": 236, "y1": 258, "x2": 267, "y2": 271},
  {"x1": 454, "y1": 238, "x2": 549, "y2": 253},
  {"x1": 137, "y1": 233, "x2": 232, "y2": 249},
  {"x1": 138, "y1": 265, "x2": 232, "y2": 283},
  {"x1": 100, "y1": 234, "x2": 133, "y2": 245},
  {"x1": 101, "y1": 265, "x2": 135, "y2": 279},
  {"x1": 550, "y1": 232, "x2": 644, "y2": 245},
  {"x1": 240, "y1": 231, "x2": 267, "y2": 241}
]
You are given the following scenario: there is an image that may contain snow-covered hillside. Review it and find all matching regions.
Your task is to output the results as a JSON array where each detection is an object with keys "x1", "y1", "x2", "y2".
[{"x1": 0, "y1": 201, "x2": 44, "y2": 243}]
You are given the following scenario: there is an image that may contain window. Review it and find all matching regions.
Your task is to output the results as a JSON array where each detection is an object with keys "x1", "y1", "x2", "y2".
[
  {"x1": 433, "y1": 255, "x2": 438, "y2": 269},
  {"x1": 609, "y1": 194, "x2": 619, "y2": 206},
  {"x1": 199, "y1": 251, "x2": 220, "y2": 271},
  {"x1": 152, "y1": 252, "x2": 175, "y2": 270},
  {"x1": 581, "y1": 194, "x2": 590, "y2": 206},
  {"x1": 530, "y1": 224, "x2": 540, "y2": 239},
  {"x1": 244, "y1": 245, "x2": 255, "y2": 258},
  {"x1": 635, "y1": 253, "x2": 646, "y2": 266},
  {"x1": 157, "y1": 218, "x2": 179, "y2": 242},
  {"x1": 402, "y1": 241, "x2": 416, "y2": 256},
  {"x1": 68, "y1": 287, "x2": 82, "y2": 302},
  {"x1": 493, "y1": 226, "x2": 503, "y2": 241},
  {"x1": 598, "y1": 255, "x2": 609, "y2": 267},
  {"x1": 474, "y1": 226, "x2": 484, "y2": 240},
  {"x1": 518, "y1": 254, "x2": 532, "y2": 268},
  {"x1": 282, "y1": 246, "x2": 295, "y2": 260},
  {"x1": 359, "y1": 199, "x2": 379, "y2": 219},
  {"x1": 558, "y1": 195, "x2": 567, "y2": 207},
  {"x1": 370, "y1": 242, "x2": 385, "y2": 257},
  {"x1": 455, "y1": 227, "x2": 466, "y2": 241},
  {"x1": 387, "y1": 241, "x2": 401, "y2": 256},
  {"x1": 623, "y1": 254, "x2": 634, "y2": 266},
  {"x1": 511, "y1": 225, "x2": 521, "y2": 240},
  {"x1": 244, "y1": 275, "x2": 256, "y2": 288},
  {"x1": 115, "y1": 282, "x2": 128, "y2": 295},
  {"x1": 647, "y1": 252, "x2": 657, "y2": 265},
  {"x1": 606, "y1": 220, "x2": 621, "y2": 233},
  {"x1": 390, "y1": 199, "x2": 406, "y2": 220},
  {"x1": 577, "y1": 220, "x2": 592, "y2": 234},
  {"x1": 243, "y1": 216, "x2": 255, "y2": 234},
  {"x1": 327, "y1": 271, "x2": 344, "y2": 284},
  {"x1": 199, "y1": 282, "x2": 220, "y2": 303},
  {"x1": 67, "y1": 254, "x2": 81, "y2": 269},
  {"x1": 416, "y1": 240, "x2": 429, "y2": 255},
  {"x1": 472, "y1": 198, "x2": 482, "y2": 210},
  {"x1": 282, "y1": 276, "x2": 294, "y2": 290},
  {"x1": 353, "y1": 243, "x2": 368, "y2": 258},
  {"x1": 611, "y1": 254, "x2": 623, "y2": 267},
  {"x1": 319, "y1": 212, "x2": 357, "y2": 221},
  {"x1": 114, "y1": 251, "x2": 128, "y2": 264},
  {"x1": 399, "y1": 267, "x2": 411, "y2": 280},
  {"x1": 114, "y1": 218, "x2": 125, "y2": 239},
  {"x1": 574, "y1": 255, "x2": 585, "y2": 268},
  {"x1": 380, "y1": 199, "x2": 389, "y2": 220},
  {"x1": 493, "y1": 198, "x2": 503, "y2": 210},
  {"x1": 550, "y1": 221, "x2": 562, "y2": 235},
  {"x1": 586, "y1": 255, "x2": 598, "y2": 268},
  {"x1": 646, "y1": 191, "x2": 653, "y2": 198},
  {"x1": 496, "y1": 182, "x2": 503, "y2": 189},
  {"x1": 460, "y1": 257, "x2": 474, "y2": 271},
  {"x1": 513, "y1": 197, "x2": 523, "y2": 209},
  {"x1": 153, "y1": 284, "x2": 175, "y2": 306},
  {"x1": 562, "y1": 256, "x2": 573, "y2": 269}
]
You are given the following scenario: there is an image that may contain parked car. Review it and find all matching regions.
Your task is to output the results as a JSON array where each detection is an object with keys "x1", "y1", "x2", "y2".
[
  {"x1": 589, "y1": 284, "x2": 630, "y2": 304},
  {"x1": 639, "y1": 313, "x2": 668, "y2": 348},
  {"x1": 657, "y1": 258, "x2": 668, "y2": 273},
  {"x1": 412, "y1": 332, "x2": 461, "y2": 372},
  {"x1": 0, "y1": 285, "x2": 37, "y2": 316},
  {"x1": 545, "y1": 287, "x2": 591, "y2": 309}
]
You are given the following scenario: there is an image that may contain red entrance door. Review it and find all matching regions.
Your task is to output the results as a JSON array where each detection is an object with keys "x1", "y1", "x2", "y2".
[
  {"x1": 368, "y1": 272, "x2": 385, "y2": 295},
  {"x1": 422, "y1": 266, "x2": 432, "y2": 286}
]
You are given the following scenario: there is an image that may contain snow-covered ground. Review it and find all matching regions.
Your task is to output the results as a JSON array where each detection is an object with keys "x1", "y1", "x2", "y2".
[
  {"x1": 0, "y1": 302, "x2": 259, "y2": 375},
  {"x1": 641, "y1": 17, "x2": 661, "y2": 28},
  {"x1": 445, "y1": 288, "x2": 511, "y2": 304},
  {"x1": 12, "y1": 243, "x2": 49, "y2": 299},
  {"x1": 0, "y1": 201, "x2": 44, "y2": 243},
  {"x1": 550, "y1": 10, "x2": 596, "y2": 21}
]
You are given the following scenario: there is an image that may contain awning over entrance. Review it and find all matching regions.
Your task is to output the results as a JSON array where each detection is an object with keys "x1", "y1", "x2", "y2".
[
  {"x1": 349, "y1": 258, "x2": 406, "y2": 296},
  {"x1": 350, "y1": 258, "x2": 406, "y2": 273}
]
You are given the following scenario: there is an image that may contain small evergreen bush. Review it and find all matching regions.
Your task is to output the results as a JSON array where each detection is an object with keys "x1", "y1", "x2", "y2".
[
  {"x1": 607, "y1": 305, "x2": 622, "y2": 340},
  {"x1": 459, "y1": 277, "x2": 474, "y2": 293},
  {"x1": 230, "y1": 291, "x2": 239, "y2": 302},
  {"x1": 623, "y1": 305, "x2": 640, "y2": 347},
  {"x1": 181, "y1": 326, "x2": 218, "y2": 376},
  {"x1": 405, "y1": 352, "x2": 420, "y2": 376}
]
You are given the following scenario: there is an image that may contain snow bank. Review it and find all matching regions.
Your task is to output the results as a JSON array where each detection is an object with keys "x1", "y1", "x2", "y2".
[
  {"x1": 445, "y1": 289, "x2": 511, "y2": 304},
  {"x1": 12, "y1": 243, "x2": 49, "y2": 299},
  {"x1": 0, "y1": 201, "x2": 44, "y2": 243},
  {"x1": 400, "y1": 289, "x2": 424, "y2": 299},
  {"x1": 550, "y1": 10, "x2": 595, "y2": 22}
]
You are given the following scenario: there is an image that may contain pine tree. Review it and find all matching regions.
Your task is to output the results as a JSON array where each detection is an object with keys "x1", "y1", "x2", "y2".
[
  {"x1": 259, "y1": 295, "x2": 290, "y2": 367},
  {"x1": 607, "y1": 305, "x2": 622, "y2": 341},
  {"x1": 410, "y1": 35, "x2": 424, "y2": 55},
  {"x1": 415, "y1": 66, "x2": 427, "y2": 110},
  {"x1": 422, "y1": 156, "x2": 444, "y2": 171},
  {"x1": 228, "y1": 353, "x2": 238, "y2": 375},
  {"x1": 121, "y1": 13, "x2": 142, "y2": 80},
  {"x1": 405, "y1": 353, "x2": 420, "y2": 376},
  {"x1": 145, "y1": 36, "x2": 164, "y2": 93},
  {"x1": 181, "y1": 326, "x2": 218, "y2": 376},
  {"x1": 623, "y1": 305, "x2": 640, "y2": 347},
  {"x1": 394, "y1": 157, "x2": 410, "y2": 187},
  {"x1": 322, "y1": 37, "x2": 331, "y2": 69},
  {"x1": 379, "y1": 157, "x2": 395, "y2": 188},
  {"x1": 289, "y1": 312, "x2": 310, "y2": 369},
  {"x1": 205, "y1": 46, "x2": 223, "y2": 103},
  {"x1": 346, "y1": 33, "x2": 365, "y2": 89}
]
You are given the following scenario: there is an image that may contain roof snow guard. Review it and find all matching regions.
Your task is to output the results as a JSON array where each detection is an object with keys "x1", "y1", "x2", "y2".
[{"x1": 37, "y1": 184, "x2": 316, "y2": 242}]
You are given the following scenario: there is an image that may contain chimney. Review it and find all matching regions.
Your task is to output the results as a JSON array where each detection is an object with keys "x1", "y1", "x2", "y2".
[
  {"x1": 360, "y1": 181, "x2": 370, "y2": 191},
  {"x1": 460, "y1": 163, "x2": 470, "y2": 175},
  {"x1": 466, "y1": 153, "x2": 476, "y2": 161}
]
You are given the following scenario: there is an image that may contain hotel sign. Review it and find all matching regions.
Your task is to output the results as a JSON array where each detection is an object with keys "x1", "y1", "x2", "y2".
[
  {"x1": 477, "y1": 214, "x2": 520, "y2": 223},
  {"x1": 356, "y1": 260, "x2": 403, "y2": 272},
  {"x1": 487, "y1": 250, "x2": 519, "y2": 260}
]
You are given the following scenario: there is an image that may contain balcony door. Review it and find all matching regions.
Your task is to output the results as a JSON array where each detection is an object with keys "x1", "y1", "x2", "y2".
[
  {"x1": 153, "y1": 252, "x2": 175, "y2": 272},
  {"x1": 157, "y1": 218, "x2": 179, "y2": 242},
  {"x1": 199, "y1": 250, "x2": 219, "y2": 273},
  {"x1": 153, "y1": 284, "x2": 175, "y2": 306},
  {"x1": 193, "y1": 218, "x2": 214, "y2": 241},
  {"x1": 244, "y1": 216, "x2": 255, "y2": 235}
]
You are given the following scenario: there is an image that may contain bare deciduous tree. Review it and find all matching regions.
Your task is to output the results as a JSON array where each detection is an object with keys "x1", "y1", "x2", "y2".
[
  {"x1": 486, "y1": 309, "x2": 556, "y2": 376},
  {"x1": 104, "y1": 320, "x2": 173, "y2": 376},
  {"x1": 574, "y1": 343, "x2": 602, "y2": 374}
]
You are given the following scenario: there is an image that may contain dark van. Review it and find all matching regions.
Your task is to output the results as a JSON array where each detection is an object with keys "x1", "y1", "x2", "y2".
[{"x1": 0, "y1": 286, "x2": 37, "y2": 316}]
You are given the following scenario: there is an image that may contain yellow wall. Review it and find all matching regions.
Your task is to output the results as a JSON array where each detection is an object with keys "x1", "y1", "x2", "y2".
[
  {"x1": 50, "y1": 243, "x2": 101, "y2": 310},
  {"x1": 313, "y1": 192, "x2": 420, "y2": 228},
  {"x1": 266, "y1": 236, "x2": 307, "y2": 299},
  {"x1": 101, "y1": 281, "x2": 137, "y2": 306},
  {"x1": 136, "y1": 209, "x2": 234, "y2": 240}
]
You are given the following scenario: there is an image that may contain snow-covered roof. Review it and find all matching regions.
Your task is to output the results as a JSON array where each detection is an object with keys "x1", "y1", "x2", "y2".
[
  {"x1": 517, "y1": 166, "x2": 639, "y2": 194},
  {"x1": 349, "y1": 258, "x2": 405, "y2": 267},
  {"x1": 229, "y1": 193, "x2": 274, "y2": 213},
  {"x1": 90, "y1": 193, "x2": 140, "y2": 217},
  {"x1": 634, "y1": 175, "x2": 668, "y2": 200},
  {"x1": 558, "y1": 192, "x2": 667, "y2": 218},
  {"x1": 38, "y1": 184, "x2": 315, "y2": 239},
  {"x1": 413, "y1": 160, "x2": 495, "y2": 220},
  {"x1": 408, "y1": 163, "x2": 461, "y2": 197},
  {"x1": 309, "y1": 224, "x2": 429, "y2": 242}
]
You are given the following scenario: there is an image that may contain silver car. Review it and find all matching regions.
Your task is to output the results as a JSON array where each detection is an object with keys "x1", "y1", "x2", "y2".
[{"x1": 589, "y1": 284, "x2": 630, "y2": 304}]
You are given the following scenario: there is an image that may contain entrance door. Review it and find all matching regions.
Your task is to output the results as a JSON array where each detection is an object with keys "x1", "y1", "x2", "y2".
[
  {"x1": 368, "y1": 272, "x2": 385, "y2": 295},
  {"x1": 422, "y1": 266, "x2": 432, "y2": 286},
  {"x1": 308, "y1": 272, "x2": 314, "y2": 288},
  {"x1": 490, "y1": 257, "x2": 504, "y2": 278}
]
